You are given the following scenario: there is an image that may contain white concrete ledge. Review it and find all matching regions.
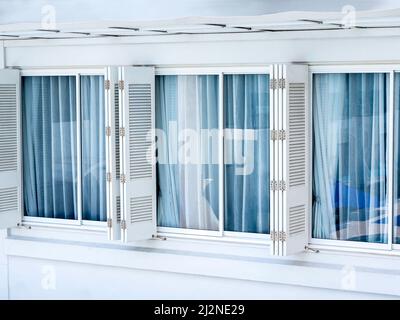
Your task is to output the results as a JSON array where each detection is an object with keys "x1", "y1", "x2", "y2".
[{"x1": 4, "y1": 233, "x2": 400, "y2": 297}]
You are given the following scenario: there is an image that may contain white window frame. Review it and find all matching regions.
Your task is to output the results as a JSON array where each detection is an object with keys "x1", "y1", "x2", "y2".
[
  {"x1": 308, "y1": 64, "x2": 400, "y2": 253},
  {"x1": 155, "y1": 66, "x2": 271, "y2": 243},
  {"x1": 20, "y1": 67, "x2": 107, "y2": 230},
  {"x1": 14, "y1": 64, "x2": 400, "y2": 255}
]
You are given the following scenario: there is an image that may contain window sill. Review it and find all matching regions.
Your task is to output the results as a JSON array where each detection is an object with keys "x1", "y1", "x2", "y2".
[{"x1": 4, "y1": 225, "x2": 400, "y2": 297}]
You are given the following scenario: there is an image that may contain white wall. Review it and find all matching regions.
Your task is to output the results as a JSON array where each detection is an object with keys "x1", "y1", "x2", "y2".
[
  {"x1": 7, "y1": 255, "x2": 394, "y2": 300},
  {"x1": 2, "y1": 29, "x2": 400, "y2": 300}
]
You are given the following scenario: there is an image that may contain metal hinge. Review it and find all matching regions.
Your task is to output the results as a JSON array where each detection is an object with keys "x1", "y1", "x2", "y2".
[
  {"x1": 118, "y1": 80, "x2": 124, "y2": 90},
  {"x1": 106, "y1": 172, "x2": 112, "y2": 182},
  {"x1": 119, "y1": 127, "x2": 125, "y2": 137},
  {"x1": 270, "y1": 129, "x2": 277, "y2": 141},
  {"x1": 105, "y1": 126, "x2": 111, "y2": 137},
  {"x1": 278, "y1": 78, "x2": 286, "y2": 89},
  {"x1": 279, "y1": 129, "x2": 286, "y2": 140},
  {"x1": 107, "y1": 218, "x2": 112, "y2": 228},
  {"x1": 271, "y1": 231, "x2": 287, "y2": 242},
  {"x1": 270, "y1": 180, "x2": 286, "y2": 191},
  {"x1": 278, "y1": 180, "x2": 287, "y2": 191},
  {"x1": 269, "y1": 79, "x2": 277, "y2": 90},
  {"x1": 120, "y1": 173, "x2": 126, "y2": 184},
  {"x1": 270, "y1": 129, "x2": 286, "y2": 141},
  {"x1": 104, "y1": 80, "x2": 111, "y2": 90},
  {"x1": 121, "y1": 220, "x2": 127, "y2": 230}
]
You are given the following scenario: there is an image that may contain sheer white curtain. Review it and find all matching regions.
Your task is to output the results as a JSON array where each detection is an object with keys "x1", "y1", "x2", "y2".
[
  {"x1": 156, "y1": 75, "x2": 219, "y2": 231},
  {"x1": 223, "y1": 74, "x2": 269, "y2": 234},
  {"x1": 23, "y1": 76, "x2": 78, "y2": 219}
]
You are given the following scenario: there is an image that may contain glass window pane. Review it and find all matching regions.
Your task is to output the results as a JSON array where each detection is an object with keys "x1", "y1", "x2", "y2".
[
  {"x1": 223, "y1": 74, "x2": 270, "y2": 234},
  {"x1": 22, "y1": 76, "x2": 78, "y2": 219},
  {"x1": 156, "y1": 75, "x2": 219, "y2": 231},
  {"x1": 394, "y1": 73, "x2": 400, "y2": 244},
  {"x1": 312, "y1": 73, "x2": 388, "y2": 243},
  {"x1": 80, "y1": 75, "x2": 106, "y2": 221}
]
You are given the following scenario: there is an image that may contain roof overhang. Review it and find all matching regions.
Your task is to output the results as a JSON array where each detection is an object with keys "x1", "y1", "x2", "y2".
[{"x1": 1, "y1": 9, "x2": 400, "y2": 41}]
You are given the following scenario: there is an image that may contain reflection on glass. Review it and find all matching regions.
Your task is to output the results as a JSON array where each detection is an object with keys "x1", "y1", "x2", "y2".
[
  {"x1": 394, "y1": 73, "x2": 400, "y2": 244},
  {"x1": 313, "y1": 73, "x2": 388, "y2": 243},
  {"x1": 223, "y1": 74, "x2": 269, "y2": 234},
  {"x1": 22, "y1": 76, "x2": 78, "y2": 219},
  {"x1": 81, "y1": 75, "x2": 106, "y2": 221},
  {"x1": 156, "y1": 75, "x2": 219, "y2": 231}
]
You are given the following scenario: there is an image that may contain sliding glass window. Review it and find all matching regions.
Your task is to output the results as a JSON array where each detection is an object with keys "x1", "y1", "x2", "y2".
[
  {"x1": 156, "y1": 75, "x2": 220, "y2": 231},
  {"x1": 224, "y1": 74, "x2": 269, "y2": 234},
  {"x1": 22, "y1": 75, "x2": 106, "y2": 222},
  {"x1": 312, "y1": 73, "x2": 389, "y2": 243},
  {"x1": 155, "y1": 73, "x2": 270, "y2": 235},
  {"x1": 394, "y1": 72, "x2": 400, "y2": 244}
]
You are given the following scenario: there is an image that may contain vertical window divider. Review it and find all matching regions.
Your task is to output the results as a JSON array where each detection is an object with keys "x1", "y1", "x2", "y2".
[
  {"x1": 218, "y1": 72, "x2": 224, "y2": 236},
  {"x1": 388, "y1": 70, "x2": 395, "y2": 249},
  {"x1": 76, "y1": 74, "x2": 83, "y2": 224}
]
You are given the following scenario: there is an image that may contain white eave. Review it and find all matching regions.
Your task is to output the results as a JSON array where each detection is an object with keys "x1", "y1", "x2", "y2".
[{"x1": 1, "y1": 9, "x2": 400, "y2": 42}]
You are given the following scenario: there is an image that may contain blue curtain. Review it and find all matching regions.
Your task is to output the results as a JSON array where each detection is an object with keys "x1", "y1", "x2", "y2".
[
  {"x1": 156, "y1": 75, "x2": 219, "y2": 230},
  {"x1": 80, "y1": 75, "x2": 106, "y2": 221},
  {"x1": 224, "y1": 74, "x2": 269, "y2": 234},
  {"x1": 312, "y1": 73, "x2": 388, "y2": 243},
  {"x1": 23, "y1": 76, "x2": 78, "y2": 219}
]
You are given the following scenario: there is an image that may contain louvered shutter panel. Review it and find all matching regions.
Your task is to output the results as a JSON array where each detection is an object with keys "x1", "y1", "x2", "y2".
[
  {"x1": 0, "y1": 69, "x2": 21, "y2": 229},
  {"x1": 105, "y1": 67, "x2": 121, "y2": 240},
  {"x1": 119, "y1": 66, "x2": 156, "y2": 242},
  {"x1": 269, "y1": 64, "x2": 309, "y2": 256}
]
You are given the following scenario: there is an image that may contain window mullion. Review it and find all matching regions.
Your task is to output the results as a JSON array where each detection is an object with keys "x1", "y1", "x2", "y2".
[
  {"x1": 218, "y1": 72, "x2": 224, "y2": 236},
  {"x1": 76, "y1": 74, "x2": 83, "y2": 224},
  {"x1": 388, "y1": 70, "x2": 395, "y2": 249}
]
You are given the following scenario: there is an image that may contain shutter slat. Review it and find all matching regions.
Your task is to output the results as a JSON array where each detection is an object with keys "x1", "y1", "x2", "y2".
[
  {"x1": 120, "y1": 66, "x2": 156, "y2": 242},
  {"x1": 0, "y1": 69, "x2": 21, "y2": 229}
]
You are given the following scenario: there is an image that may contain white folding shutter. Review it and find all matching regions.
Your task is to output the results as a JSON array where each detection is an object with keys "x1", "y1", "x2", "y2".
[
  {"x1": 105, "y1": 67, "x2": 121, "y2": 240},
  {"x1": 269, "y1": 64, "x2": 309, "y2": 256},
  {"x1": 119, "y1": 66, "x2": 156, "y2": 242},
  {"x1": 282, "y1": 64, "x2": 309, "y2": 255},
  {"x1": 269, "y1": 65, "x2": 279, "y2": 255},
  {"x1": 0, "y1": 69, "x2": 21, "y2": 229}
]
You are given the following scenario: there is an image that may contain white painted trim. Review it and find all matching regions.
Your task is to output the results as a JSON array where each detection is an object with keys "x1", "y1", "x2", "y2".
[
  {"x1": 309, "y1": 64, "x2": 397, "y2": 73},
  {"x1": 157, "y1": 226, "x2": 221, "y2": 237},
  {"x1": 307, "y1": 68, "x2": 314, "y2": 245},
  {"x1": 223, "y1": 231, "x2": 269, "y2": 240},
  {"x1": 156, "y1": 66, "x2": 270, "y2": 75},
  {"x1": 310, "y1": 238, "x2": 389, "y2": 251},
  {"x1": 22, "y1": 216, "x2": 81, "y2": 226},
  {"x1": 0, "y1": 41, "x2": 4, "y2": 69},
  {"x1": 20, "y1": 68, "x2": 104, "y2": 76},
  {"x1": 82, "y1": 220, "x2": 106, "y2": 227},
  {"x1": 218, "y1": 72, "x2": 224, "y2": 237}
]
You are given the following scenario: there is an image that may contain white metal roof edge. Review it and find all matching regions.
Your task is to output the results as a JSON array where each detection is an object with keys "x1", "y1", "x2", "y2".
[{"x1": 1, "y1": 9, "x2": 400, "y2": 33}]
